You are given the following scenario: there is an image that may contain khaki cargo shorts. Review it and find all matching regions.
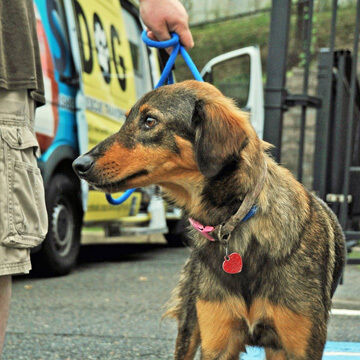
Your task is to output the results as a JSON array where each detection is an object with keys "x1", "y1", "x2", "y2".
[{"x1": 0, "y1": 89, "x2": 48, "y2": 276}]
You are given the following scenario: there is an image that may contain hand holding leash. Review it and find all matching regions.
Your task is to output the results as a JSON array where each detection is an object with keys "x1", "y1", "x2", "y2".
[{"x1": 139, "y1": 0, "x2": 194, "y2": 51}]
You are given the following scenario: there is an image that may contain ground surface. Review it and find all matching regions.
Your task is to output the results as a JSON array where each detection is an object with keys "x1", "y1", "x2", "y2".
[{"x1": 3, "y1": 241, "x2": 360, "y2": 360}]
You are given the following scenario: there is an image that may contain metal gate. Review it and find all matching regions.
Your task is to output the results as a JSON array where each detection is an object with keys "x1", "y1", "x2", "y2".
[{"x1": 263, "y1": 0, "x2": 360, "y2": 248}]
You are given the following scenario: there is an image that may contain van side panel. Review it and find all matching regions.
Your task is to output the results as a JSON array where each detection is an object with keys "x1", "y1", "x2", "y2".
[
  {"x1": 34, "y1": 0, "x2": 78, "y2": 167},
  {"x1": 70, "y1": 0, "x2": 142, "y2": 222}
]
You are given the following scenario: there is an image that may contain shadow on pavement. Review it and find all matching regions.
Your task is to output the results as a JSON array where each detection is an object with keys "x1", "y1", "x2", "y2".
[{"x1": 78, "y1": 243, "x2": 168, "y2": 265}]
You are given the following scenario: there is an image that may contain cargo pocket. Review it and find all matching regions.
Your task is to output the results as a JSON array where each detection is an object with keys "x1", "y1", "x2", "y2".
[{"x1": 0, "y1": 126, "x2": 48, "y2": 248}]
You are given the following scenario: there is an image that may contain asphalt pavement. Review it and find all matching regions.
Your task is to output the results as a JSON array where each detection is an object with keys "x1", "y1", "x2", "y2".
[{"x1": 2, "y1": 241, "x2": 360, "y2": 360}]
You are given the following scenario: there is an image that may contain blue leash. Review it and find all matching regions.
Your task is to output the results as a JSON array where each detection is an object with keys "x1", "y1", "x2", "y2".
[
  {"x1": 106, "y1": 31, "x2": 203, "y2": 205},
  {"x1": 141, "y1": 32, "x2": 203, "y2": 85}
]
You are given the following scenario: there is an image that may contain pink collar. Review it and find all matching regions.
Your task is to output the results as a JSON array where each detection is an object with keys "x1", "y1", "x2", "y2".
[{"x1": 188, "y1": 218, "x2": 216, "y2": 241}]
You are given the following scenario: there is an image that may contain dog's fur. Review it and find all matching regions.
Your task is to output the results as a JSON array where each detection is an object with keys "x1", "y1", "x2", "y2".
[{"x1": 73, "y1": 80, "x2": 346, "y2": 359}]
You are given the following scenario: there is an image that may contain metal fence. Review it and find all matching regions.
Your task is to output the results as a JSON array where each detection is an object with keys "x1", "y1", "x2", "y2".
[{"x1": 263, "y1": 0, "x2": 360, "y2": 247}]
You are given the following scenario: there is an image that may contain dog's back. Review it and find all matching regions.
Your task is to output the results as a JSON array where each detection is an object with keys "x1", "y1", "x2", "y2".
[{"x1": 314, "y1": 196, "x2": 346, "y2": 298}]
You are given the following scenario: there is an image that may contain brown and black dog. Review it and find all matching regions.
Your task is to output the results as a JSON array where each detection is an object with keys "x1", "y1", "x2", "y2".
[{"x1": 73, "y1": 80, "x2": 345, "y2": 360}]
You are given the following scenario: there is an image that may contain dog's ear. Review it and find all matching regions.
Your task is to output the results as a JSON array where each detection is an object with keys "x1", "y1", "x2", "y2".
[{"x1": 191, "y1": 98, "x2": 249, "y2": 178}]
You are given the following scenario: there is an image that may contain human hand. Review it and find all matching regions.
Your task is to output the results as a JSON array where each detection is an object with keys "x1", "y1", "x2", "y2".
[{"x1": 139, "y1": 0, "x2": 194, "y2": 51}]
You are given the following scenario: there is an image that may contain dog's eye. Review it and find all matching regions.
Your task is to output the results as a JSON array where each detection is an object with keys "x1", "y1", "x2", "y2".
[{"x1": 144, "y1": 117, "x2": 157, "y2": 129}]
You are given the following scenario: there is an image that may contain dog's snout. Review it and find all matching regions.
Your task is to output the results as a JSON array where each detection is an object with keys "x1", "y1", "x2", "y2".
[{"x1": 72, "y1": 155, "x2": 94, "y2": 176}]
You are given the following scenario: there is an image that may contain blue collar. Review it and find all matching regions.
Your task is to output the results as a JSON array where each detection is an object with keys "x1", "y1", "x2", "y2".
[{"x1": 241, "y1": 205, "x2": 258, "y2": 222}]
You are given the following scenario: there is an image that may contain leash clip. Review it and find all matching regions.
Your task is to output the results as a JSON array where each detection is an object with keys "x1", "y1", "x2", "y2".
[
  {"x1": 224, "y1": 242, "x2": 230, "y2": 260},
  {"x1": 217, "y1": 223, "x2": 232, "y2": 245}
]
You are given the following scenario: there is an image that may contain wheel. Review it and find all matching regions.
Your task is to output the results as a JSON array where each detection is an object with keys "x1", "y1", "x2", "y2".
[
  {"x1": 31, "y1": 173, "x2": 83, "y2": 276},
  {"x1": 165, "y1": 218, "x2": 190, "y2": 247}
]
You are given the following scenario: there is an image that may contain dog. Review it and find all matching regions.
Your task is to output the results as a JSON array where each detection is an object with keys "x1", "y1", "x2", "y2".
[{"x1": 73, "y1": 80, "x2": 346, "y2": 360}]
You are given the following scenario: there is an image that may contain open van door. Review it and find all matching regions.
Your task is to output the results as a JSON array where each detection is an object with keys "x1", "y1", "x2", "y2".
[{"x1": 201, "y1": 46, "x2": 264, "y2": 139}]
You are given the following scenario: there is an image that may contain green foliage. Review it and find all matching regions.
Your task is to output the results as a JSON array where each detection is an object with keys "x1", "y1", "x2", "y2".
[
  {"x1": 175, "y1": 12, "x2": 270, "y2": 81},
  {"x1": 348, "y1": 250, "x2": 360, "y2": 259},
  {"x1": 175, "y1": 5, "x2": 357, "y2": 82}
]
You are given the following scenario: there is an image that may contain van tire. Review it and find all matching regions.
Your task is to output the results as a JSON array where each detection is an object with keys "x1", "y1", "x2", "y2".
[{"x1": 31, "y1": 173, "x2": 83, "y2": 276}]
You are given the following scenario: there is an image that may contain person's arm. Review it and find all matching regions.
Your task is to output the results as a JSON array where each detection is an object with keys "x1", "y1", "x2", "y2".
[{"x1": 139, "y1": 0, "x2": 194, "y2": 50}]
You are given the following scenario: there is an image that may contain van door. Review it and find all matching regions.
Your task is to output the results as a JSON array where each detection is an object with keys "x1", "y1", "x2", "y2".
[{"x1": 200, "y1": 46, "x2": 264, "y2": 139}]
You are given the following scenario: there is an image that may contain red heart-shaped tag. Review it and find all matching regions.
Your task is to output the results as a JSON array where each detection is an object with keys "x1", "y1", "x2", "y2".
[{"x1": 222, "y1": 252, "x2": 243, "y2": 274}]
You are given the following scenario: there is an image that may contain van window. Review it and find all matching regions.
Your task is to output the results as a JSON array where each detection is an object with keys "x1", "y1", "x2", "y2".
[
  {"x1": 45, "y1": 0, "x2": 74, "y2": 79},
  {"x1": 121, "y1": 8, "x2": 153, "y2": 98},
  {"x1": 211, "y1": 55, "x2": 251, "y2": 109}
]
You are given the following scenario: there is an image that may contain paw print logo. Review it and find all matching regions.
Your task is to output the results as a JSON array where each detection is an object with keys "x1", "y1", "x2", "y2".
[{"x1": 93, "y1": 13, "x2": 110, "y2": 83}]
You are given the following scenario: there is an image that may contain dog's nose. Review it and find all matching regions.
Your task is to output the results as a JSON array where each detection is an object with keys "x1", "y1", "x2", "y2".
[{"x1": 72, "y1": 155, "x2": 94, "y2": 175}]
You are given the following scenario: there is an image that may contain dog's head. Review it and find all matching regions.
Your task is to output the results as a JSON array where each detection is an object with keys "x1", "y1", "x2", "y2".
[{"x1": 73, "y1": 80, "x2": 262, "y2": 198}]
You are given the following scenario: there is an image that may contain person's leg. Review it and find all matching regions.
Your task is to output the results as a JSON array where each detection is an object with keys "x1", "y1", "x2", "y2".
[
  {"x1": 0, "y1": 275, "x2": 11, "y2": 354},
  {"x1": 0, "y1": 89, "x2": 37, "y2": 356}
]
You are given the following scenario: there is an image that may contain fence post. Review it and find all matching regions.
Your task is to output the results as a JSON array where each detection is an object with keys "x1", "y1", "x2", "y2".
[
  {"x1": 339, "y1": 0, "x2": 360, "y2": 228},
  {"x1": 313, "y1": 0, "x2": 338, "y2": 198},
  {"x1": 263, "y1": 0, "x2": 292, "y2": 162}
]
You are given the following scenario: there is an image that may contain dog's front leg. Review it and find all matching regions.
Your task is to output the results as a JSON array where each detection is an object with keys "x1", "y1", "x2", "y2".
[
  {"x1": 196, "y1": 299, "x2": 246, "y2": 360},
  {"x1": 167, "y1": 255, "x2": 201, "y2": 360},
  {"x1": 174, "y1": 304, "x2": 200, "y2": 360}
]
